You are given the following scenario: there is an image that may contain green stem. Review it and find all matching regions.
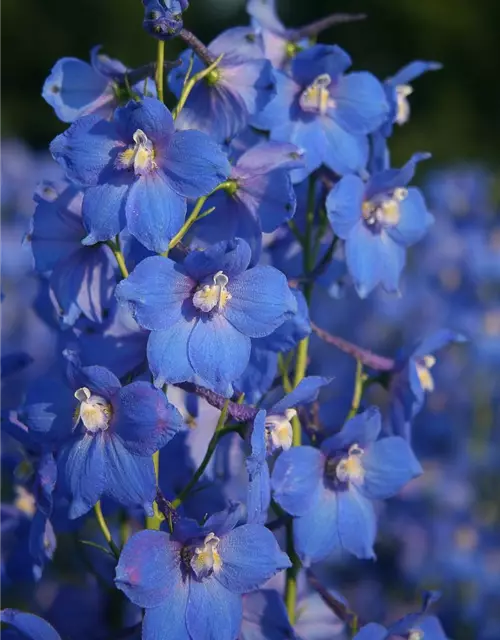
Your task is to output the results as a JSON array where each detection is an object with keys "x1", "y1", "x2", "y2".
[
  {"x1": 106, "y1": 236, "x2": 129, "y2": 279},
  {"x1": 155, "y1": 40, "x2": 165, "y2": 103},
  {"x1": 172, "y1": 54, "x2": 224, "y2": 120},
  {"x1": 346, "y1": 359, "x2": 364, "y2": 421},
  {"x1": 94, "y1": 501, "x2": 120, "y2": 559},
  {"x1": 171, "y1": 400, "x2": 231, "y2": 509}
]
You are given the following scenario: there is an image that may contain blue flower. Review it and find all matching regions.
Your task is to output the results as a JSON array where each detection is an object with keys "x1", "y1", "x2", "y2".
[
  {"x1": 30, "y1": 180, "x2": 117, "y2": 326},
  {"x1": 168, "y1": 28, "x2": 276, "y2": 143},
  {"x1": 271, "y1": 407, "x2": 422, "y2": 564},
  {"x1": 326, "y1": 153, "x2": 434, "y2": 297},
  {"x1": 42, "y1": 46, "x2": 155, "y2": 124},
  {"x1": 116, "y1": 239, "x2": 297, "y2": 395},
  {"x1": 50, "y1": 97, "x2": 230, "y2": 253},
  {"x1": 115, "y1": 504, "x2": 291, "y2": 640},
  {"x1": 247, "y1": 376, "x2": 330, "y2": 524},
  {"x1": 0, "y1": 609, "x2": 61, "y2": 640},
  {"x1": 253, "y1": 44, "x2": 389, "y2": 182},
  {"x1": 142, "y1": 0, "x2": 189, "y2": 40},
  {"x1": 388, "y1": 330, "x2": 467, "y2": 440},
  {"x1": 191, "y1": 134, "x2": 304, "y2": 262},
  {"x1": 21, "y1": 365, "x2": 183, "y2": 518}
]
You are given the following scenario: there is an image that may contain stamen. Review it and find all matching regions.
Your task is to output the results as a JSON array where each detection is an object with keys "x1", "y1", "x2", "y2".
[
  {"x1": 74, "y1": 386, "x2": 112, "y2": 433},
  {"x1": 116, "y1": 128, "x2": 157, "y2": 175},
  {"x1": 336, "y1": 443, "x2": 365, "y2": 483},
  {"x1": 362, "y1": 188, "x2": 408, "y2": 228},
  {"x1": 265, "y1": 408, "x2": 296, "y2": 452},
  {"x1": 190, "y1": 532, "x2": 222, "y2": 580},
  {"x1": 192, "y1": 271, "x2": 232, "y2": 313},
  {"x1": 408, "y1": 630, "x2": 424, "y2": 640},
  {"x1": 415, "y1": 355, "x2": 436, "y2": 392},
  {"x1": 299, "y1": 74, "x2": 336, "y2": 115},
  {"x1": 14, "y1": 486, "x2": 36, "y2": 517},
  {"x1": 395, "y1": 84, "x2": 413, "y2": 125}
]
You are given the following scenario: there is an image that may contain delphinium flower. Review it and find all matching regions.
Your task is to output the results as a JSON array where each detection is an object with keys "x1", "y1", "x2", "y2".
[
  {"x1": 42, "y1": 46, "x2": 156, "y2": 124},
  {"x1": 116, "y1": 238, "x2": 297, "y2": 395},
  {"x1": 115, "y1": 504, "x2": 291, "y2": 640},
  {"x1": 142, "y1": 0, "x2": 189, "y2": 40},
  {"x1": 247, "y1": 376, "x2": 330, "y2": 524},
  {"x1": 326, "y1": 153, "x2": 434, "y2": 297},
  {"x1": 387, "y1": 330, "x2": 466, "y2": 440},
  {"x1": 30, "y1": 180, "x2": 116, "y2": 326},
  {"x1": 271, "y1": 407, "x2": 422, "y2": 564},
  {"x1": 20, "y1": 363, "x2": 183, "y2": 518},
  {"x1": 50, "y1": 97, "x2": 230, "y2": 253},
  {"x1": 0, "y1": 609, "x2": 62, "y2": 640},
  {"x1": 253, "y1": 44, "x2": 389, "y2": 182},
  {"x1": 168, "y1": 27, "x2": 276, "y2": 143},
  {"x1": 191, "y1": 129, "x2": 304, "y2": 261}
]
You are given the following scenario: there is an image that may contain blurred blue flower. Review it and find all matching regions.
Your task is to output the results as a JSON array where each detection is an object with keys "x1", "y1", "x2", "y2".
[
  {"x1": 0, "y1": 609, "x2": 61, "y2": 640},
  {"x1": 142, "y1": 0, "x2": 189, "y2": 40}
]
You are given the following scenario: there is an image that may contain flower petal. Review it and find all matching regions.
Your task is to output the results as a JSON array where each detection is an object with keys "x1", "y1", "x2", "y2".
[
  {"x1": 143, "y1": 598, "x2": 190, "y2": 640},
  {"x1": 293, "y1": 489, "x2": 340, "y2": 565},
  {"x1": 186, "y1": 577, "x2": 242, "y2": 640},
  {"x1": 320, "y1": 118, "x2": 369, "y2": 177},
  {"x1": 68, "y1": 364, "x2": 121, "y2": 399},
  {"x1": 81, "y1": 176, "x2": 129, "y2": 245},
  {"x1": 271, "y1": 446, "x2": 323, "y2": 516},
  {"x1": 0, "y1": 610, "x2": 61, "y2": 640},
  {"x1": 326, "y1": 175, "x2": 365, "y2": 240},
  {"x1": 321, "y1": 407, "x2": 382, "y2": 455},
  {"x1": 386, "y1": 188, "x2": 434, "y2": 246},
  {"x1": 390, "y1": 60, "x2": 442, "y2": 86},
  {"x1": 115, "y1": 529, "x2": 183, "y2": 608},
  {"x1": 271, "y1": 376, "x2": 331, "y2": 415},
  {"x1": 114, "y1": 97, "x2": 174, "y2": 143},
  {"x1": 332, "y1": 72, "x2": 389, "y2": 135},
  {"x1": 224, "y1": 266, "x2": 297, "y2": 338},
  {"x1": 183, "y1": 238, "x2": 252, "y2": 281},
  {"x1": 147, "y1": 318, "x2": 197, "y2": 388},
  {"x1": 337, "y1": 488, "x2": 376, "y2": 559}
]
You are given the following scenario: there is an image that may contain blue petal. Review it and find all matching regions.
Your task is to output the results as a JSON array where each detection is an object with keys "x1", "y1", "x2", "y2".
[
  {"x1": 236, "y1": 141, "x2": 304, "y2": 174},
  {"x1": 249, "y1": 410, "x2": 267, "y2": 463},
  {"x1": 81, "y1": 176, "x2": 129, "y2": 245},
  {"x1": 337, "y1": 488, "x2": 376, "y2": 559},
  {"x1": 217, "y1": 524, "x2": 291, "y2": 593},
  {"x1": 114, "y1": 97, "x2": 174, "y2": 144},
  {"x1": 292, "y1": 45, "x2": 351, "y2": 86},
  {"x1": 366, "y1": 152, "x2": 431, "y2": 199},
  {"x1": 162, "y1": 130, "x2": 231, "y2": 199},
  {"x1": 271, "y1": 446, "x2": 323, "y2": 516},
  {"x1": 50, "y1": 115, "x2": 121, "y2": 186},
  {"x1": 208, "y1": 26, "x2": 266, "y2": 60},
  {"x1": 67, "y1": 364, "x2": 121, "y2": 399},
  {"x1": 241, "y1": 589, "x2": 294, "y2": 640},
  {"x1": 20, "y1": 378, "x2": 75, "y2": 446},
  {"x1": 102, "y1": 434, "x2": 156, "y2": 514},
  {"x1": 252, "y1": 71, "x2": 300, "y2": 133},
  {"x1": 412, "y1": 329, "x2": 467, "y2": 358},
  {"x1": 224, "y1": 266, "x2": 297, "y2": 338},
  {"x1": 321, "y1": 407, "x2": 382, "y2": 455},
  {"x1": 235, "y1": 345, "x2": 278, "y2": 405},
  {"x1": 332, "y1": 72, "x2": 389, "y2": 135},
  {"x1": 321, "y1": 118, "x2": 369, "y2": 177},
  {"x1": 58, "y1": 433, "x2": 106, "y2": 519},
  {"x1": 387, "y1": 188, "x2": 433, "y2": 246},
  {"x1": 186, "y1": 577, "x2": 242, "y2": 640},
  {"x1": 126, "y1": 172, "x2": 187, "y2": 253},
  {"x1": 271, "y1": 376, "x2": 331, "y2": 414},
  {"x1": 183, "y1": 239, "x2": 252, "y2": 281},
  {"x1": 115, "y1": 256, "x2": 193, "y2": 330},
  {"x1": 247, "y1": 0, "x2": 284, "y2": 31},
  {"x1": 220, "y1": 58, "x2": 276, "y2": 122},
  {"x1": 353, "y1": 623, "x2": 387, "y2": 640},
  {"x1": 90, "y1": 45, "x2": 127, "y2": 77},
  {"x1": 147, "y1": 318, "x2": 196, "y2": 387},
  {"x1": 326, "y1": 175, "x2": 365, "y2": 240},
  {"x1": 361, "y1": 436, "x2": 423, "y2": 500},
  {"x1": 115, "y1": 529, "x2": 183, "y2": 608},
  {"x1": 143, "y1": 598, "x2": 190, "y2": 640},
  {"x1": 203, "y1": 503, "x2": 245, "y2": 537},
  {"x1": 0, "y1": 610, "x2": 61, "y2": 640},
  {"x1": 293, "y1": 489, "x2": 340, "y2": 565},
  {"x1": 246, "y1": 462, "x2": 271, "y2": 525},
  {"x1": 188, "y1": 315, "x2": 251, "y2": 393},
  {"x1": 42, "y1": 57, "x2": 112, "y2": 123},
  {"x1": 262, "y1": 289, "x2": 311, "y2": 353},
  {"x1": 390, "y1": 60, "x2": 442, "y2": 86},
  {"x1": 114, "y1": 381, "x2": 184, "y2": 456}
]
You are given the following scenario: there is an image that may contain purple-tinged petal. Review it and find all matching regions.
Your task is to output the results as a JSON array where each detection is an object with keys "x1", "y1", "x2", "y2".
[
  {"x1": 353, "y1": 623, "x2": 388, "y2": 640},
  {"x1": 246, "y1": 462, "x2": 271, "y2": 525},
  {"x1": 161, "y1": 130, "x2": 231, "y2": 199},
  {"x1": 361, "y1": 436, "x2": 422, "y2": 500},
  {"x1": 321, "y1": 407, "x2": 382, "y2": 455},
  {"x1": 115, "y1": 256, "x2": 194, "y2": 330},
  {"x1": 58, "y1": 433, "x2": 106, "y2": 519},
  {"x1": 271, "y1": 446, "x2": 323, "y2": 516},
  {"x1": 321, "y1": 118, "x2": 369, "y2": 177},
  {"x1": 147, "y1": 318, "x2": 197, "y2": 388},
  {"x1": 241, "y1": 589, "x2": 294, "y2": 640},
  {"x1": 271, "y1": 376, "x2": 331, "y2": 414},
  {"x1": 126, "y1": 172, "x2": 187, "y2": 253},
  {"x1": 115, "y1": 529, "x2": 183, "y2": 608},
  {"x1": 0, "y1": 610, "x2": 61, "y2": 640},
  {"x1": 188, "y1": 315, "x2": 251, "y2": 393},
  {"x1": 216, "y1": 524, "x2": 291, "y2": 593},
  {"x1": 186, "y1": 576, "x2": 242, "y2": 640},
  {"x1": 293, "y1": 488, "x2": 340, "y2": 565},
  {"x1": 225, "y1": 266, "x2": 297, "y2": 338},
  {"x1": 208, "y1": 26, "x2": 266, "y2": 60},
  {"x1": 90, "y1": 45, "x2": 127, "y2": 78},
  {"x1": 50, "y1": 115, "x2": 121, "y2": 186},
  {"x1": 102, "y1": 433, "x2": 156, "y2": 514},
  {"x1": 390, "y1": 61, "x2": 442, "y2": 86},
  {"x1": 413, "y1": 330, "x2": 467, "y2": 358},
  {"x1": 332, "y1": 72, "x2": 389, "y2": 135},
  {"x1": 114, "y1": 97, "x2": 174, "y2": 143},
  {"x1": 387, "y1": 188, "x2": 434, "y2": 246},
  {"x1": 365, "y1": 152, "x2": 431, "y2": 199},
  {"x1": 337, "y1": 488, "x2": 376, "y2": 559},
  {"x1": 114, "y1": 381, "x2": 183, "y2": 456},
  {"x1": 143, "y1": 598, "x2": 190, "y2": 640},
  {"x1": 68, "y1": 364, "x2": 121, "y2": 399},
  {"x1": 326, "y1": 175, "x2": 365, "y2": 240},
  {"x1": 236, "y1": 142, "x2": 304, "y2": 175},
  {"x1": 81, "y1": 176, "x2": 129, "y2": 245},
  {"x1": 221, "y1": 58, "x2": 275, "y2": 120},
  {"x1": 292, "y1": 45, "x2": 352, "y2": 86},
  {"x1": 252, "y1": 71, "x2": 300, "y2": 133}
]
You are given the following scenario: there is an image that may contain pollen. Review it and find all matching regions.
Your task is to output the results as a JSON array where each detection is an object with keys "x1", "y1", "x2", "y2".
[
  {"x1": 192, "y1": 271, "x2": 232, "y2": 313},
  {"x1": 265, "y1": 408, "x2": 296, "y2": 452},
  {"x1": 336, "y1": 443, "x2": 365, "y2": 484},
  {"x1": 190, "y1": 533, "x2": 222, "y2": 579},
  {"x1": 116, "y1": 128, "x2": 157, "y2": 175},
  {"x1": 74, "y1": 386, "x2": 112, "y2": 433},
  {"x1": 415, "y1": 355, "x2": 436, "y2": 392},
  {"x1": 395, "y1": 84, "x2": 413, "y2": 125},
  {"x1": 14, "y1": 486, "x2": 36, "y2": 517},
  {"x1": 299, "y1": 74, "x2": 336, "y2": 116}
]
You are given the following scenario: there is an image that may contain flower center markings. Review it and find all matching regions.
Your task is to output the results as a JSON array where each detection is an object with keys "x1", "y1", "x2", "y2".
[
  {"x1": 265, "y1": 408, "x2": 297, "y2": 453},
  {"x1": 116, "y1": 128, "x2": 157, "y2": 175},
  {"x1": 299, "y1": 74, "x2": 336, "y2": 116},
  {"x1": 192, "y1": 270, "x2": 232, "y2": 313},
  {"x1": 74, "y1": 386, "x2": 112, "y2": 433},
  {"x1": 188, "y1": 533, "x2": 222, "y2": 580},
  {"x1": 362, "y1": 187, "x2": 408, "y2": 228}
]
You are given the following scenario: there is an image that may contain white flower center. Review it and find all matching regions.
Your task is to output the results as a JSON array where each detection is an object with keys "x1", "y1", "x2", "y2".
[
  {"x1": 116, "y1": 128, "x2": 157, "y2": 175},
  {"x1": 192, "y1": 271, "x2": 232, "y2": 313},
  {"x1": 190, "y1": 533, "x2": 222, "y2": 579},
  {"x1": 395, "y1": 84, "x2": 413, "y2": 125},
  {"x1": 415, "y1": 354, "x2": 436, "y2": 392},
  {"x1": 336, "y1": 443, "x2": 365, "y2": 484},
  {"x1": 408, "y1": 630, "x2": 424, "y2": 640},
  {"x1": 74, "y1": 387, "x2": 112, "y2": 433},
  {"x1": 362, "y1": 187, "x2": 408, "y2": 227},
  {"x1": 265, "y1": 408, "x2": 296, "y2": 452},
  {"x1": 299, "y1": 74, "x2": 336, "y2": 116}
]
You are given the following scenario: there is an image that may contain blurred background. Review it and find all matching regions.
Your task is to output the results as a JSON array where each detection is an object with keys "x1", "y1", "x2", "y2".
[{"x1": 2, "y1": 2, "x2": 500, "y2": 640}]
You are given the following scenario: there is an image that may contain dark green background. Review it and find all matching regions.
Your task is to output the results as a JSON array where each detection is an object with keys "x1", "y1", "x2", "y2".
[{"x1": 2, "y1": 0, "x2": 500, "y2": 170}]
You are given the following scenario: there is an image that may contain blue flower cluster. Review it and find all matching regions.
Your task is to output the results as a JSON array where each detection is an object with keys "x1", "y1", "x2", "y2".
[{"x1": 6, "y1": 1, "x2": 496, "y2": 639}]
